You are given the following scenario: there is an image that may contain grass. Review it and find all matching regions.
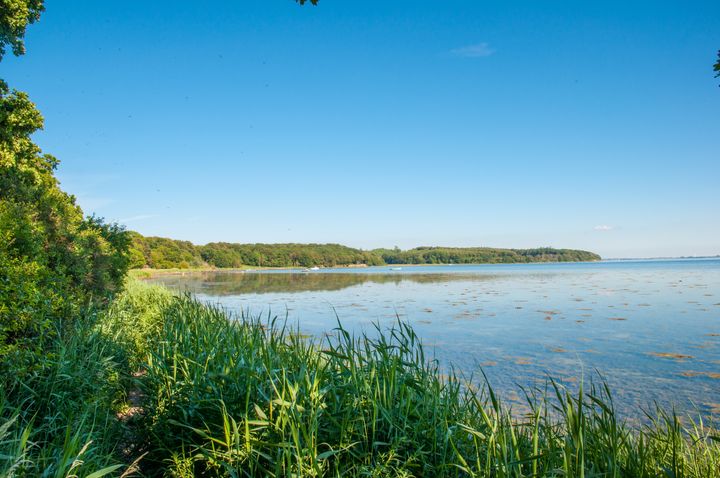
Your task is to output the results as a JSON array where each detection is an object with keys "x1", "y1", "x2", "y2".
[
  {"x1": 0, "y1": 308, "x2": 132, "y2": 477},
  {"x1": 1, "y1": 279, "x2": 719, "y2": 476}
]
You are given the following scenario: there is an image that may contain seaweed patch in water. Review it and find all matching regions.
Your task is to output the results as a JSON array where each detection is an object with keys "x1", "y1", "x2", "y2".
[
  {"x1": 648, "y1": 352, "x2": 694, "y2": 360},
  {"x1": 679, "y1": 371, "x2": 720, "y2": 379}
]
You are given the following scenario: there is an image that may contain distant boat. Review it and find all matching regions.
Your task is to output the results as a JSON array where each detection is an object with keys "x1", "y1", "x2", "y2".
[
  {"x1": 390, "y1": 267, "x2": 402, "y2": 271},
  {"x1": 309, "y1": 266, "x2": 320, "y2": 271}
]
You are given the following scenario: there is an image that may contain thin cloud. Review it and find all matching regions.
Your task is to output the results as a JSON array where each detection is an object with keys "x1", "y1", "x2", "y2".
[
  {"x1": 450, "y1": 42, "x2": 495, "y2": 58},
  {"x1": 593, "y1": 225, "x2": 615, "y2": 231}
]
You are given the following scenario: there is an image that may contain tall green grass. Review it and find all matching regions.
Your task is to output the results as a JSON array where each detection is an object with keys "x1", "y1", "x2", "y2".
[
  {"x1": 3, "y1": 280, "x2": 719, "y2": 477},
  {"x1": 0, "y1": 309, "x2": 130, "y2": 477},
  {"x1": 122, "y1": 283, "x2": 719, "y2": 477},
  {"x1": 0, "y1": 280, "x2": 171, "y2": 477}
]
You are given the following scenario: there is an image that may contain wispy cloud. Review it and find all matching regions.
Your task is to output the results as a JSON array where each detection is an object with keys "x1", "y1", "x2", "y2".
[
  {"x1": 593, "y1": 225, "x2": 615, "y2": 231},
  {"x1": 119, "y1": 214, "x2": 158, "y2": 224},
  {"x1": 450, "y1": 42, "x2": 495, "y2": 58}
]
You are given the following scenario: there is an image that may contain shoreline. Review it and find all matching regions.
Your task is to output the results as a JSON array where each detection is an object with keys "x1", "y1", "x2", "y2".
[
  {"x1": 130, "y1": 259, "x2": 610, "y2": 278},
  {"x1": 131, "y1": 256, "x2": 720, "y2": 279}
]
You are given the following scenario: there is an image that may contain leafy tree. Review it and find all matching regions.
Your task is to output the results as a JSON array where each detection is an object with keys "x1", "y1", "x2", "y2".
[
  {"x1": 376, "y1": 246, "x2": 600, "y2": 264},
  {"x1": 1, "y1": 0, "x2": 130, "y2": 380},
  {"x1": 715, "y1": 50, "x2": 720, "y2": 85},
  {"x1": 0, "y1": 0, "x2": 44, "y2": 60}
]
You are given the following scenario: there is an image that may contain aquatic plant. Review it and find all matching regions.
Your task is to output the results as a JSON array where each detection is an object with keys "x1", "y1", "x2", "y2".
[{"x1": 121, "y1": 282, "x2": 720, "y2": 477}]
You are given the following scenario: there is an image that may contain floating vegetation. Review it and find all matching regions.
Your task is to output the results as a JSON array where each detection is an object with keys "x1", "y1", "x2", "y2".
[
  {"x1": 538, "y1": 309, "x2": 560, "y2": 315},
  {"x1": 649, "y1": 352, "x2": 694, "y2": 360},
  {"x1": 679, "y1": 371, "x2": 720, "y2": 379}
]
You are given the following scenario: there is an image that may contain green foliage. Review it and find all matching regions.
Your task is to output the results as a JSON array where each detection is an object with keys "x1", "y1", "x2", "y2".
[
  {"x1": 0, "y1": 308, "x2": 131, "y2": 477},
  {"x1": 102, "y1": 279, "x2": 174, "y2": 368},
  {"x1": 129, "y1": 233, "x2": 600, "y2": 270},
  {"x1": 0, "y1": 79, "x2": 131, "y2": 378},
  {"x1": 0, "y1": 0, "x2": 44, "y2": 60},
  {"x1": 5, "y1": 278, "x2": 718, "y2": 476},
  {"x1": 129, "y1": 232, "x2": 206, "y2": 269},
  {"x1": 103, "y1": 281, "x2": 719, "y2": 477},
  {"x1": 376, "y1": 246, "x2": 601, "y2": 264},
  {"x1": 200, "y1": 242, "x2": 385, "y2": 268},
  {"x1": 715, "y1": 49, "x2": 720, "y2": 84},
  {"x1": 129, "y1": 233, "x2": 386, "y2": 269},
  {"x1": 0, "y1": 12, "x2": 130, "y2": 395}
]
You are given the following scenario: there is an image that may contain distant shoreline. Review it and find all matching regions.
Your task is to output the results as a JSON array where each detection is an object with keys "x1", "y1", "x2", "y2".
[
  {"x1": 130, "y1": 255, "x2": 720, "y2": 279},
  {"x1": 130, "y1": 259, "x2": 602, "y2": 278}
]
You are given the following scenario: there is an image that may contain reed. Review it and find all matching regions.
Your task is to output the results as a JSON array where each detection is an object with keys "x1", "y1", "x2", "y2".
[
  {"x1": 0, "y1": 308, "x2": 131, "y2": 477},
  {"x1": 2, "y1": 280, "x2": 718, "y2": 477},
  {"x1": 128, "y1": 285, "x2": 720, "y2": 477}
]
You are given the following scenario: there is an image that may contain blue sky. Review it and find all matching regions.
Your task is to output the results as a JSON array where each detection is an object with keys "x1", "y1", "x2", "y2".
[{"x1": 4, "y1": 1, "x2": 719, "y2": 258}]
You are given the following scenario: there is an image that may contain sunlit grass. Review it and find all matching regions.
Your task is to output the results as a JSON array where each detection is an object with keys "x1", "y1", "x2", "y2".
[
  {"x1": 2, "y1": 280, "x2": 719, "y2": 476},
  {"x1": 129, "y1": 283, "x2": 720, "y2": 477},
  {"x1": 0, "y1": 310, "x2": 131, "y2": 477}
]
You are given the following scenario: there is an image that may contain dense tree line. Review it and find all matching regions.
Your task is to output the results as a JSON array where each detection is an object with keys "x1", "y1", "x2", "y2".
[
  {"x1": 376, "y1": 246, "x2": 601, "y2": 264},
  {"x1": 128, "y1": 231, "x2": 205, "y2": 269},
  {"x1": 200, "y1": 242, "x2": 385, "y2": 268},
  {"x1": 129, "y1": 234, "x2": 385, "y2": 269},
  {"x1": 129, "y1": 234, "x2": 601, "y2": 269}
]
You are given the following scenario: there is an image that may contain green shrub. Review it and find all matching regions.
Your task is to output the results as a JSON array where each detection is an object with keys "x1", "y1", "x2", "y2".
[{"x1": 0, "y1": 79, "x2": 130, "y2": 384}]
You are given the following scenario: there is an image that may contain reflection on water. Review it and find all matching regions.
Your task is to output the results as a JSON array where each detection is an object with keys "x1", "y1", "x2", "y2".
[
  {"x1": 150, "y1": 259, "x2": 720, "y2": 419},
  {"x1": 153, "y1": 271, "x2": 506, "y2": 295}
]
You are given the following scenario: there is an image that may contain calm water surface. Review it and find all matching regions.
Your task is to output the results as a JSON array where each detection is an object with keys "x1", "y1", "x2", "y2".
[{"x1": 150, "y1": 259, "x2": 720, "y2": 417}]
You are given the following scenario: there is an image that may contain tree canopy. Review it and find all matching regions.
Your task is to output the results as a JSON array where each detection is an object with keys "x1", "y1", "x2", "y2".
[
  {"x1": 0, "y1": 0, "x2": 44, "y2": 60},
  {"x1": 1, "y1": 0, "x2": 129, "y2": 377},
  {"x1": 128, "y1": 233, "x2": 600, "y2": 269}
]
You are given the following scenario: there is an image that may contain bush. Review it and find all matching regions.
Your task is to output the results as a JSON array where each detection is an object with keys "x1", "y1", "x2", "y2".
[{"x1": 0, "y1": 80, "x2": 130, "y2": 383}]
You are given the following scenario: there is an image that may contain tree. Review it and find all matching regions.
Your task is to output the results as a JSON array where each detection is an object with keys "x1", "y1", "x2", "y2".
[
  {"x1": 1, "y1": 0, "x2": 130, "y2": 379},
  {"x1": 715, "y1": 50, "x2": 720, "y2": 86},
  {"x1": 0, "y1": 0, "x2": 44, "y2": 60}
]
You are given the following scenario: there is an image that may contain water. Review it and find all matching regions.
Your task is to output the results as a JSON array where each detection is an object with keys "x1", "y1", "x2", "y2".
[{"x1": 149, "y1": 259, "x2": 720, "y2": 418}]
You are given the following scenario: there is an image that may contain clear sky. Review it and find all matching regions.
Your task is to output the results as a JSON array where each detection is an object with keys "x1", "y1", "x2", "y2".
[{"x1": 4, "y1": 1, "x2": 719, "y2": 258}]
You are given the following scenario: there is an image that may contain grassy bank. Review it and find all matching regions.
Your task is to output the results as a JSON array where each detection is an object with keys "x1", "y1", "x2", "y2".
[{"x1": 2, "y1": 280, "x2": 719, "y2": 476}]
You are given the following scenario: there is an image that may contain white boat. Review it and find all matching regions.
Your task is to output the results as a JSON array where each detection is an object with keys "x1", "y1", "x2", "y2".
[
  {"x1": 309, "y1": 266, "x2": 320, "y2": 271},
  {"x1": 390, "y1": 267, "x2": 402, "y2": 271}
]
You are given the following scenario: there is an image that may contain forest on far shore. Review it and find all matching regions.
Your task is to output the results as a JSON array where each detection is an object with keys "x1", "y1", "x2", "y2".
[{"x1": 128, "y1": 232, "x2": 602, "y2": 269}]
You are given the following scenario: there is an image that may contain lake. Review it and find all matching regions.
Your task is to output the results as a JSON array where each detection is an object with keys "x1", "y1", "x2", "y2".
[{"x1": 149, "y1": 258, "x2": 720, "y2": 418}]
